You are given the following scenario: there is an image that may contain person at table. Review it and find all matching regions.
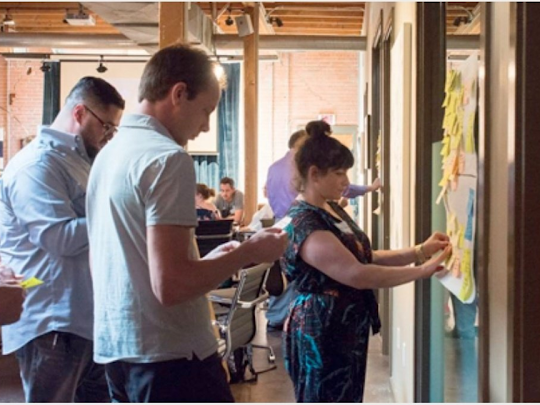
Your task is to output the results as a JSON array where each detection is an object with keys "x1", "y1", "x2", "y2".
[
  {"x1": 215, "y1": 177, "x2": 244, "y2": 225},
  {"x1": 195, "y1": 183, "x2": 221, "y2": 221}
]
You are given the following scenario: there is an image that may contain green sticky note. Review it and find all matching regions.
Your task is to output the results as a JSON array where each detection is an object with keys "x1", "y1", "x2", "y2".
[{"x1": 21, "y1": 277, "x2": 44, "y2": 289}]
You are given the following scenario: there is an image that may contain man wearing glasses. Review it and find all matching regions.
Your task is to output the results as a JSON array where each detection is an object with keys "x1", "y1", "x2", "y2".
[{"x1": 0, "y1": 77, "x2": 124, "y2": 402}]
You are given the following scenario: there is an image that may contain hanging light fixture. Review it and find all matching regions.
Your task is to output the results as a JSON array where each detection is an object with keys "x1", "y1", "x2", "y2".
[
  {"x1": 40, "y1": 62, "x2": 51, "y2": 73},
  {"x1": 225, "y1": 8, "x2": 234, "y2": 26},
  {"x1": 2, "y1": 10, "x2": 15, "y2": 27},
  {"x1": 96, "y1": 55, "x2": 107, "y2": 73}
]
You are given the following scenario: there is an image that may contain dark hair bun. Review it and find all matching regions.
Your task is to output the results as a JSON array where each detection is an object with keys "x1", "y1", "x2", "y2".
[{"x1": 306, "y1": 120, "x2": 331, "y2": 139}]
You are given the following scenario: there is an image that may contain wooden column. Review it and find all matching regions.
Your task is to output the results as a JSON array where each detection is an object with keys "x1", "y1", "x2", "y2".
[
  {"x1": 159, "y1": 2, "x2": 187, "y2": 48},
  {"x1": 243, "y1": 4, "x2": 259, "y2": 226}
]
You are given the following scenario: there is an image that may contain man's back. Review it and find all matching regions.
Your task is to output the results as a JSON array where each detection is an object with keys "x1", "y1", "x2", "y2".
[
  {"x1": 87, "y1": 114, "x2": 217, "y2": 364},
  {"x1": 266, "y1": 150, "x2": 298, "y2": 219},
  {"x1": 0, "y1": 128, "x2": 93, "y2": 354}
]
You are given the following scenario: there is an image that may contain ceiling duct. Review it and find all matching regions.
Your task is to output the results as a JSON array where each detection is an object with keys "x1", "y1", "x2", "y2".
[{"x1": 0, "y1": 33, "x2": 139, "y2": 49}]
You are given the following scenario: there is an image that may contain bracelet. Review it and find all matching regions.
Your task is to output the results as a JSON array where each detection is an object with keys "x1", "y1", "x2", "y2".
[{"x1": 415, "y1": 244, "x2": 428, "y2": 264}]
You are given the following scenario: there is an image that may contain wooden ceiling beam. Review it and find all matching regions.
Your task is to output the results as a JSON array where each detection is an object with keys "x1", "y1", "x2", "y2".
[
  {"x1": 274, "y1": 16, "x2": 363, "y2": 24},
  {"x1": 275, "y1": 20, "x2": 361, "y2": 27},
  {"x1": 264, "y1": 10, "x2": 363, "y2": 18},
  {"x1": 263, "y1": 2, "x2": 365, "y2": 9},
  {"x1": 6, "y1": 27, "x2": 119, "y2": 34},
  {"x1": 274, "y1": 28, "x2": 361, "y2": 34}
]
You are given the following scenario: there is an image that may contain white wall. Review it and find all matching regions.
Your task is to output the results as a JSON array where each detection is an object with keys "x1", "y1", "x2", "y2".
[
  {"x1": 364, "y1": 2, "x2": 417, "y2": 403},
  {"x1": 60, "y1": 61, "x2": 219, "y2": 155},
  {"x1": 486, "y1": 3, "x2": 511, "y2": 401}
]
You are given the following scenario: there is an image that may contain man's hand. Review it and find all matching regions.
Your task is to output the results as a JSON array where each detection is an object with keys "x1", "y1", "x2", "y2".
[
  {"x1": 202, "y1": 241, "x2": 241, "y2": 260},
  {"x1": 241, "y1": 228, "x2": 288, "y2": 264}
]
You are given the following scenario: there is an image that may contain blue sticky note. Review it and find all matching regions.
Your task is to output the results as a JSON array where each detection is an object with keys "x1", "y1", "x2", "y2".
[{"x1": 465, "y1": 189, "x2": 475, "y2": 241}]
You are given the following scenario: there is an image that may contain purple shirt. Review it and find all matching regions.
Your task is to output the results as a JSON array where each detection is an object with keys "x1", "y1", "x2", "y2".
[
  {"x1": 266, "y1": 150, "x2": 298, "y2": 219},
  {"x1": 342, "y1": 184, "x2": 369, "y2": 198},
  {"x1": 266, "y1": 150, "x2": 370, "y2": 218}
]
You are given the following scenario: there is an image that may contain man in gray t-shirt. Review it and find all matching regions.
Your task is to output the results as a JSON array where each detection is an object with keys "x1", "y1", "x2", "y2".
[
  {"x1": 214, "y1": 177, "x2": 244, "y2": 224},
  {"x1": 87, "y1": 44, "x2": 287, "y2": 403}
]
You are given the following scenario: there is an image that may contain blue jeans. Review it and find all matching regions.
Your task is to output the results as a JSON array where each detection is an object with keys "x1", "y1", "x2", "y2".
[
  {"x1": 266, "y1": 282, "x2": 298, "y2": 327},
  {"x1": 16, "y1": 331, "x2": 109, "y2": 402},
  {"x1": 105, "y1": 353, "x2": 234, "y2": 402}
]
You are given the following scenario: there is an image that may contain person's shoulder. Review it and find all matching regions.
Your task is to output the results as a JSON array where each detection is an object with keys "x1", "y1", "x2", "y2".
[
  {"x1": 288, "y1": 202, "x2": 325, "y2": 224},
  {"x1": 2, "y1": 145, "x2": 63, "y2": 180}
]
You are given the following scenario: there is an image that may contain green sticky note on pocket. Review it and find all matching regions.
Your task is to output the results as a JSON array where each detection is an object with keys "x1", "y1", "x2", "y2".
[{"x1": 21, "y1": 277, "x2": 44, "y2": 289}]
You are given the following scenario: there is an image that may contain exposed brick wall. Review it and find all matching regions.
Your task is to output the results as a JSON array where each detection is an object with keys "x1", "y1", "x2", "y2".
[
  {"x1": 258, "y1": 51, "x2": 359, "y2": 200},
  {"x1": 0, "y1": 53, "x2": 359, "y2": 191},
  {"x1": 0, "y1": 56, "x2": 7, "y2": 165},
  {"x1": 3, "y1": 59, "x2": 44, "y2": 165}
]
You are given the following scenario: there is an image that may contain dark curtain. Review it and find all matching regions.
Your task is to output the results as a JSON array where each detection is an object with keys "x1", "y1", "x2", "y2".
[
  {"x1": 193, "y1": 63, "x2": 240, "y2": 190},
  {"x1": 217, "y1": 63, "x2": 240, "y2": 184},
  {"x1": 193, "y1": 155, "x2": 219, "y2": 191},
  {"x1": 42, "y1": 62, "x2": 61, "y2": 125}
]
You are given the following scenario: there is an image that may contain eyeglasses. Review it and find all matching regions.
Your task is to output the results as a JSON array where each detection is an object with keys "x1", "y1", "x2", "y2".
[{"x1": 83, "y1": 105, "x2": 118, "y2": 137}]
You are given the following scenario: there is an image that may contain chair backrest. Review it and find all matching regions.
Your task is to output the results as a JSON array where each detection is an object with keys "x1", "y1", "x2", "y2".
[
  {"x1": 264, "y1": 261, "x2": 285, "y2": 297},
  {"x1": 195, "y1": 219, "x2": 234, "y2": 236},
  {"x1": 223, "y1": 262, "x2": 271, "y2": 357},
  {"x1": 195, "y1": 219, "x2": 234, "y2": 257}
]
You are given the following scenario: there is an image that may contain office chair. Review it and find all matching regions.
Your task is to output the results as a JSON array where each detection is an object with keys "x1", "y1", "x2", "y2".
[
  {"x1": 209, "y1": 262, "x2": 277, "y2": 382},
  {"x1": 195, "y1": 219, "x2": 234, "y2": 257}
]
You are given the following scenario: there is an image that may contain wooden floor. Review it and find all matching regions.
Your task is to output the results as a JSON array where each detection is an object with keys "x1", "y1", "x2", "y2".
[{"x1": 0, "y1": 308, "x2": 394, "y2": 403}]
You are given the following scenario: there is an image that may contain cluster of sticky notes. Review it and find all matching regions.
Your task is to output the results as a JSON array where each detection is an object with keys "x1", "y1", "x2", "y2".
[
  {"x1": 440, "y1": 70, "x2": 465, "y2": 192},
  {"x1": 20, "y1": 277, "x2": 44, "y2": 289}
]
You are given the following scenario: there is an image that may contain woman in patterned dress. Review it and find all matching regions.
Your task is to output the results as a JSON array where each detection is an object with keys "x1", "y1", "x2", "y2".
[{"x1": 281, "y1": 121, "x2": 451, "y2": 402}]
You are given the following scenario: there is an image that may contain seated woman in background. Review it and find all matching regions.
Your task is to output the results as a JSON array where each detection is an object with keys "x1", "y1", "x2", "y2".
[
  {"x1": 195, "y1": 183, "x2": 221, "y2": 221},
  {"x1": 281, "y1": 120, "x2": 451, "y2": 403}
]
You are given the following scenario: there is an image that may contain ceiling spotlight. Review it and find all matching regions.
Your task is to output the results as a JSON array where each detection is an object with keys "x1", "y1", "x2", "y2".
[
  {"x1": 2, "y1": 11, "x2": 15, "y2": 27},
  {"x1": 40, "y1": 62, "x2": 51, "y2": 73},
  {"x1": 96, "y1": 56, "x2": 107, "y2": 73},
  {"x1": 225, "y1": 8, "x2": 234, "y2": 26},
  {"x1": 449, "y1": 5, "x2": 473, "y2": 27},
  {"x1": 267, "y1": 16, "x2": 284, "y2": 28},
  {"x1": 452, "y1": 16, "x2": 471, "y2": 27}
]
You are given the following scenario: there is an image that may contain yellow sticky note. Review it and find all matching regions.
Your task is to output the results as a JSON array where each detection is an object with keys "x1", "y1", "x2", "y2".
[
  {"x1": 21, "y1": 277, "x2": 44, "y2": 289},
  {"x1": 442, "y1": 91, "x2": 450, "y2": 108},
  {"x1": 441, "y1": 136, "x2": 450, "y2": 159},
  {"x1": 458, "y1": 224, "x2": 465, "y2": 248},
  {"x1": 459, "y1": 249, "x2": 474, "y2": 301},
  {"x1": 465, "y1": 111, "x2": 476, "y2": 153}
]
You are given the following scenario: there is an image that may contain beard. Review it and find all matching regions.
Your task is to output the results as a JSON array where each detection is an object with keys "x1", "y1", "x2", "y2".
[
  {"x1": 83, "y1": 138, "x2": 99, "y2": 160},
  {"x1": 79, "y1": 126, "x2": 101, "y2": 160}
]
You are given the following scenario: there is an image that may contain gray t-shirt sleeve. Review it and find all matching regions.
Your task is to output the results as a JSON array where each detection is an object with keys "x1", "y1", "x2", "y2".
[
  {"x1": 214, "y1": 194, "x2": 225, "y2": 211},
  {"x1": 140, "y1": 151, "x2": 198, "y2": 227},
  {"x1": 233, "y1": 190, "x2": 244, "y2": 210}
]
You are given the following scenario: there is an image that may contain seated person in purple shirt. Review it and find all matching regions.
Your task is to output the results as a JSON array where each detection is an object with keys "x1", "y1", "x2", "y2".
[{"x1": 264, "y1": 123, "x2": 381, "y2": 329}]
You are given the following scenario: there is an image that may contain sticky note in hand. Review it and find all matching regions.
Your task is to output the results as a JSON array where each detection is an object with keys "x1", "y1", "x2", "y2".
[{"x1": 20, "y1": 277, "x2": 44, "y2": 290}]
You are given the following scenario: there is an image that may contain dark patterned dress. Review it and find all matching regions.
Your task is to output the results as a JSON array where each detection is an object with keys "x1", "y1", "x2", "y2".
[
  {"x1": 196, "y1": 207, "x2": 218, "y2": 221},
  {"x1": 281, "y1": 200, "x2": 381, "y2": 403}
]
